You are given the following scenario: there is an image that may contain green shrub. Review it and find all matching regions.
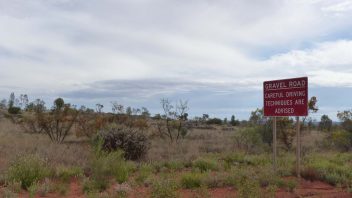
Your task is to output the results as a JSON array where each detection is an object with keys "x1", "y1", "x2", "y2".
[
  {"x1": 53, "y1": 182, "x2": 69, "y2": 196},
  {"x1": 286, "y1": 180, "x2": 297, "y2": 192},
  {"x1": 203, "y1": 173, "x2": 226, "y2": 188},
  {"x1": 164, "y1": 161, "x2": 184, "y2": 171},
  {"x1": 82, "y1": 178, "x2": 97, "y2": 194},
  {"x1": 237, "y1": 176, "x2": 260, "y2": 198},
  {"x1": 8, "y1": 106, "x2": 21, "y2": 114},
  {"x1": 151, "y1": 179, "x2": 179, "y2": 198},
  {"x1": 135, "y1": 164, "x2": 153, "y2": 185},
  {"x1": 56, "y1": 166, "x2": 83, "y2": 182},
  {"x1": 28, "y1": 182, "x2": 38, "y2": 198},
  {"x1": 90, "y1": 149, "x2": 130, "y2": 189},
  {"x1": 193, "y1": 158, "x2": 218, "y2": 172},
  {"x1": 233, "y1": 127, "x2": 264, "y2": 153},
  {"x1": 6, "y1": 155, "x2": 51, "y2": 189},
  {"x1": 302, "y1": 153, "x2": 352, "y2": 186},
  {"x1": 114, "y1": 162, "x2": 129, "y2": 184},
  {"x1": 331, "y1": 129, "x2": 352, "y2": 151},
  {"x1": 181, "y1": 173, "x2": 203, "y2": 189}
]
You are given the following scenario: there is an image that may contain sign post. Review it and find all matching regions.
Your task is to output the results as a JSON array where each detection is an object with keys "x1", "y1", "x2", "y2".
[
  {"x1": 263, "y1": 77, "x2": 308, "y2": 176},
  {"x1": 296, "y1": 116, "x2": 301, "y2": 177},
  {"x1": 273, "y1": 117, "x2": 277, "y2": 171}
]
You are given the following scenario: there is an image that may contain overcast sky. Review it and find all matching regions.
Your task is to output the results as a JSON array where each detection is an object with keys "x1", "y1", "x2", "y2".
[{"x1": 1, "y1": 0, "x2": 352, "y2": 120}]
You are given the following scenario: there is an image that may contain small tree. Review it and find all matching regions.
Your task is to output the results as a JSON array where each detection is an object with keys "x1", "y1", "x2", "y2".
[
  {"x1": 39, "y1": 98, "x2": 79, "y2": 143},
  {"x1": 7, "y1": 92, "x2": 21, "y2": 114},
  {"x1": 20, "y1": 99, "x2": 46, "y2": 134},
  {"x1": 156, "y1": 98, "x2": 189, "y2": 143},
  {"x1": 319, "y1": 115, "x2": 332, "y2": 132},
  {"x1": 230, "y1": 115, "x2": 239, "y2": 126}
]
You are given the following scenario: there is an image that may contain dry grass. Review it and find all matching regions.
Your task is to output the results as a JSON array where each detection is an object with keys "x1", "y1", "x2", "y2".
[
  {"x1": 146, "y1": 127, "x2": 236, "y2": 162},
  {"x1": 0, "y1": 119, "x2": 90, "y2": 173},
  {"x1": 0, "y1": 115, "x2": 326, "y2": 174}
]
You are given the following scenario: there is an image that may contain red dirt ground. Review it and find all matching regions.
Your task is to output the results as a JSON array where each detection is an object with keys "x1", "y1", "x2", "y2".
[{"x1": 8, "y1": 178, "x2": 352, "y2": 198}]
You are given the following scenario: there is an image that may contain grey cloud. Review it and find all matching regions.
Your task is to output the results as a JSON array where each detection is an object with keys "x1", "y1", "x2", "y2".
[{"x1": 62, "y1": 78, "x2": 258, "y2": 100}]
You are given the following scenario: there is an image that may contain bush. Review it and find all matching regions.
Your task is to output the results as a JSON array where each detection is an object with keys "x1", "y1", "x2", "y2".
[
  {"x1": 97, "y1": 125, "x2": 150, "y2": 160},
  {"x1": 302, "y1": 153, "x2": 352, "y2": 186},
  {"x1": 233, "y1": 127, "x2": 264, "y2": 153},
  {"x1": 6, "y1": 155, "x2": 51, "y2": 189},
  {"x1": 28, "y1": 182, "x2": 38, "y2": 198},
  {"x1": 151, "y1": 179, "x2": 179, "y2": 198},
  {"x1": 8, "y1": 107, "x2": 21, "y2": 114},
  {"x1": 135, "y1": 164, "x2": 153, "y2": 185},
  {"x1": 90, "y1": 149, "x2": 130, "y2": 188},
  {"x1": 56, "y1": 166, "x2": 83, "y2": 182},
  {"x1": 206, "y1": 118, "x2": 222, "y2": 125},
  {"x1": 181, "y1": 173, "x2": 203, "y2": 189},
  {"x1": 331, "y1": 129, "x2": 352, "y2": 151},
  {"x1": 192, "y1": 158, "x2": 218, "y2": 172},
  {"x1": 163, "y1": 161, "x2": 184, "y2": 171},
  {"x1": 237, "y1": 177, "x2": 260, "y2": 198}
]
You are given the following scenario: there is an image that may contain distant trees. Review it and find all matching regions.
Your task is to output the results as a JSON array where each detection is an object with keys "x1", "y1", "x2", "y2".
[
  {"x1": 206, "y1": 118, "x2": 222, "y2": 125},
  {"x1": 230, "y1": 115, "x2": 240, "y2": 126},
  {"x1": 334, "y1": 110, "x2": 352, "y2": 151},
  {"x1": 249, "y1": 108, "x2": 265, "y2": 125},
  {"x1": 7, "y1": 92, "x2": 21, "y2": 114}
]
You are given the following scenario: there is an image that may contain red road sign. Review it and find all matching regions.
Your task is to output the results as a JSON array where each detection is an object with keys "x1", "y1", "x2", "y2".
[{"x1": 263, "y1": 77, "x2": 308, "y2": 117}]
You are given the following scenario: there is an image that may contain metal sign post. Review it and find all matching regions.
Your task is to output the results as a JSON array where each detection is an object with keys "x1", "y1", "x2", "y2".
[
  {"x1": 296, "y1": 116, "x2": 301, "y2": 177},
  {"x1": 273, "y1": 117, "x2": 277, "y2": 171}
]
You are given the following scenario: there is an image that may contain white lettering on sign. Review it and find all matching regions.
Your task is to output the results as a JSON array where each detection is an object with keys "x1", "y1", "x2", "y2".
[
  {"x1": 275, "y1": 108, "x2": 294, "y2": 114},
  {"x1": 286, "y1": 91, "x2": 305, "y2": 97},
  {"x1": 265, "y1": 79, "x2": 307, "y2": 91}
]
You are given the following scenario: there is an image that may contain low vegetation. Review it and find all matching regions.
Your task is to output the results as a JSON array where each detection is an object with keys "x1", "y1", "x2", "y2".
[{"x1": 0, "y1": 93, "x2": 352, "y2": 197}]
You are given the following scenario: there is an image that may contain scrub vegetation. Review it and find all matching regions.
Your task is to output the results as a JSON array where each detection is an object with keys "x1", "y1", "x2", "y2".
[{"x1": 0, "y1": 93, "x2": 351, "y2": 197}]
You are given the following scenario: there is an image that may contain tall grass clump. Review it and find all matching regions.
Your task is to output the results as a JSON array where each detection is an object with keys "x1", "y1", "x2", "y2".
[
  {"x1": 6, "y1": 155, "x2": 51, "y2": 189},
  {"x1": 151, "y1": 178, "x2": 179, "y2": 198},
  {"x1": 87, "y1": 138, "x2": 132, "y2": 192},
  {"x1": 135, "y1": 164, "x2": 154, "y2": 185},
  {"x1": 192, "y1": 158, "x2": 218, "y2": 172},
  {"x1": 181, "y1": 172, "x2": 204, "y2": 189}
]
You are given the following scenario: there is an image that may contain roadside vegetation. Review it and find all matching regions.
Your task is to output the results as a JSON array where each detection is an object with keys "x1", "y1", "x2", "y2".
[{"x1": 0, "y1": 93, "x2": 351, "y2": 197}]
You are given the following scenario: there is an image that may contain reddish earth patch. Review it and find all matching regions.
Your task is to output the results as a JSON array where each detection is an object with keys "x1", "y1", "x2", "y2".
[
  {"x1": 181, "y1": 187, "x2": 237, "y2": 198},
  {"x1": 3, "y1": 178, "x2": 351, "y2": 198},
  {"x1": 293, "y1": 179, "x2": 351, "y2": 198}
]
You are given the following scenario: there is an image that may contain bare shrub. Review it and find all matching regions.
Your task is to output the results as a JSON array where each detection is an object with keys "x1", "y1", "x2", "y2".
[
  {"x1": 38, "y1": 98, "x2": 79, "y2": 143},
  {"x1": 154, "y1": 98, "x2": 189, "y2": 143}
]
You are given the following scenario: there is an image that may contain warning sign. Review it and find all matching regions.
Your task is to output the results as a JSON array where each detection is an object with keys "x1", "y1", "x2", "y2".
[{"x1": 263, "y1": 77, "x2": 308, "y2": 117}]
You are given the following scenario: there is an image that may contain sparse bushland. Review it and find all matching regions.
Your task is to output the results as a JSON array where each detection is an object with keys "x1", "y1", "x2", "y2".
[{"x1": 1, "y1": 94, "x2": 352, "y2": 197}]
